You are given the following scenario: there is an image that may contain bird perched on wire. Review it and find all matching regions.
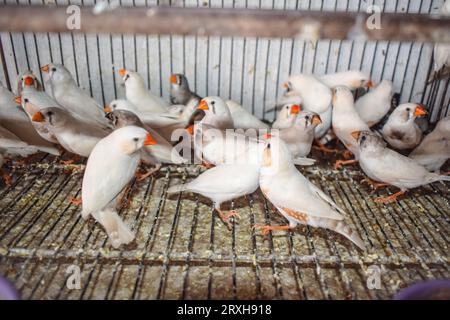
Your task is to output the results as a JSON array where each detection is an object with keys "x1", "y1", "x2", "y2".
[
  {"x1": 409, "y1": 116, "x2": 450, "y2": 172},
  {"x1": 382, "y1": 103, "x2": 427, "y2": 150},
  {"x1": 41, "y1": 63, "x2": 110, "y2": 127},
  {"x1": 0, "y1": 83, "x2": 60, "y2": 156},
  {"x1": 167, "y1": 164, "x2": 259, "y2": 230},
  {"x1": 353, "y1": 130, "x2": 450, "y2": 203},
  {"x1": 118, "y1": 68, "x2": 169, "y2": 113},
  {"x1": 332, "y1": 86, "x2": 371, "y2": 169},
  {"x1": 31, "y1": 107, "x2": 111, "y2": 158},
  {"x1": 355, "y1": 79, "x2": 394, "y2": 127},
  {"x1": 106, "y1": 109, "x2": 187, "y2": 179},
  {"x1": 82, "y1": 126, "x2": 157, "y2": 248},
  {"x1": 254, "y1": 134, "x2": 365, "y2": 250},
  {"x1": 169, "y1": 73, "x2": 201, "y2": 107},
  {"x1": 276, "y1": 111, "x2": 322, "y2": 158},
  {"x1": 319, "y1": 70, "x2": 373, "y2": 90}
]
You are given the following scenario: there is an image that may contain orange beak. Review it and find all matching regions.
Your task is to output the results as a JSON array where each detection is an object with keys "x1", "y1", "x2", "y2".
[
  {"x1": 198, "y1": 100, "x2": 209, "y2": 111},
  {"x1": 414, "y1": 105, "x2": 427, "y2": 117},
  {"x1": 312, "y1": 114, "x2": 322, "y2": 125},
  {"x1": 290, "y1": 104, "x2": 300, "y2": 115},
  {"x1": 186, "y1": 125, "x2": 194, "y2": 135},
  {"x1": 263, "y1": 133, "x2": 272, "y2": 140},
  {"x1": 351, "y1": 131, "x2": 361, "y2": 141},
  {"x1": 14, "y1": 96, "x2": 22, "y2": 105},
  {"x1": 170, "y1": 74, "x2": 178, "y2": 84},
  {"x1": 104, "y1": 105, "x2": 112, "y2": 113},
  {"x1": 32, "y1": 111, "x2": 45, "y2": 122},
  {"x1": 366, "y1": 80, "x2": 374, "y2": 88},
  {"x1": 41, "y1": 64, "x2": 49, "y2": 73},
  {"x1": 283, "y1": 82, "x2": 289, "y2": 89},
  {"x1": 118, "y1": 68, "x2": 126, "y2": 77},
  {"x1": 144, "y1": 133, "x2": 157, "y2": 146},
  {"x1": 24, "y1": 76, "x2": 34, "y2": 86}
]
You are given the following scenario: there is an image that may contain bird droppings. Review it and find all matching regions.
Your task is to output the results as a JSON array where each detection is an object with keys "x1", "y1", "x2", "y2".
[{"x1": 0, "y1": 153, "x2": 448, "y2": 299}]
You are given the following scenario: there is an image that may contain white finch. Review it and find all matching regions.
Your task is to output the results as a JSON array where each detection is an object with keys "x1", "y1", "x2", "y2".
[
  {"x1": 169, "y1": 73, "x2": 201, "y2": 107},
  {"x1": 0, "y1": 124, "x2": 40, "y2": 158},
  {"x1": 194, "y1": 97, "x2": 234, "y2": 130},
  {"x1": 0, "y1": 84, "x2": 60, "y2": 155},
  {"x1": 382, "y1": 103, "x2": 427, "y2": 150},
  {"x1": 409, "y1": 116, "x2": 450, "y2": 172},
  {"x1": 16, "y1": 70, "x2": 42, "y2": 95},
  {"x1": 167, "y1": 164, "x2": 259, "y2": 229},
  {"x1": 31, "y1": 107, "x2": 110, "y2": 157},
  {"x1": 118, "y1": 69, "x2": 169, "y2": 113},
  {"x1": 41, "y1": 63, "x2": 109, "y2": 127},
  {"x1": 255, "y1": 134, "x2": 365, "y2": 250},
  {"x1": 332, "y1": 86, "x2": 371, "y2": 167},
  {"x1": 271, "y1": 104, "x2": 300, "y2": 130},
  {"x1": 82, "y1": 126, "x2": 157, "y2": 248},
  {"x1": 353, "y1": 130, "x2": 450, "y2": 203},
  {"x1": 106, "y1": 109, "x2": 187, "y2": 178},
  {"x1": 225, "y1": 100, "x2": 269, "y2": 131},
  {"x1": 355, "y1": 80, "x2": 394, "y2": 127},
  {"x1": 277, "y1": 111, "x2": 322, "y2": 158},
  {"x1": 319, "y1": 70, "x2": 373, "y2": 90}
]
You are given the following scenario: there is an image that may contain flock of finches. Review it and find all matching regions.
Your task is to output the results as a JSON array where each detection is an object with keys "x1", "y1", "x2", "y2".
[{"x1": 0, "y1": 62, "x2": 448, "y2": 250}]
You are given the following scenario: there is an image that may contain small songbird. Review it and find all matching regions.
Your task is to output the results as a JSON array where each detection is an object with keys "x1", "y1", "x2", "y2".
[
  {"x1": 277, "y1": 111, "x2": 322, "y2": 158},
  {"x1": 167, "y1": 164, "x2": 259, "y2": 229},
  {"x1": 271, "y1": 104, "x2": 301, "y2": 130},
  {"x1": 319, "y1": 70, "x2": 373, "y2": 90},
  {"x1": 355, "y1": 80, "x2": 393, "y2": 127},
  {"x1": 16, "y1": 70, "x2": 42, "y2": 95},
  {"x1": 353, "y1": 130, "x2": 450, "y2": 203},
  {"x1": 194, "y1": 97, "x2": 234, "y2": 130},
  {"x1": 31, "y1": 107, "x2": 110, "y2": 157},
  {"x1": 169, "y1": 73, "x2": 201, "y2": 106},
  {"x1": 118, "y1": 68, "x2": 169, "y2": 113},
  {"x1": 41, "y1": 63, "x2": 109, "y2": 127},
  {"x1": 225, "y1": 100, "x2": 269, "y2": 131},
  {"x1": 254, "y1": 134, "x2": 365, "y2": 250},
  {"x1": 332, "y1": 86, "x2": 371, "y2": 168},
  {"x1": 0, "y1": 84, "x2": 60, "y2": 155},
  {"x1": 382, "y1": 103, "x2": 427, "y2": 150},
  {"x1": 106, "y1": 109, "x2": 187, "y2": 179},
  {"x1": 82, "y1": 126, "x2": 157, "y2": 248},
  {"x1": 409, "y1": 116, "x2": 450, "y2": 172}
]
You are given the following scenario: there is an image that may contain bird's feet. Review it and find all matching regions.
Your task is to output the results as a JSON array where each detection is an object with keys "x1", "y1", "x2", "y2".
[
  {"x1": 200, "y1": 161, "x2": 215, "y2": 169},
  {"x1": 341, "y1": 150, "x2": 354, "y2": 159},
  {"x1": 313, "y1": 140, "x2": 340, "y2": 154},
  {"x1": 374, "y1": 190, "x2": 406, "y2": 204},
  {"x1": 2, "y1": 173, "x2": 13, "y2": 186},
  {"x1": 69, "y1": 197, "x2": 82, "y2": 206},
  {"x1": 334, "y1": 159, "x2": 358, "y2": 170},
  {"x1": 60, "y1": 156, "x2": 81, "y2": 166},
  {"x1": 216, "y1": 209, "x2": 240, "y2": 230},
  {"x1": 253, "y1": 224, "x2": 291, "y2": 236},
  {"x1": 362, "y1": 178, "x2": 389, "y2": 193}
]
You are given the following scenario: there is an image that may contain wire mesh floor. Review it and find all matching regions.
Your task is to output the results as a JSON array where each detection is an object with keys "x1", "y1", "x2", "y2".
[{"x1": 0, "y1": 152, "x2": 448, "y2": 300}]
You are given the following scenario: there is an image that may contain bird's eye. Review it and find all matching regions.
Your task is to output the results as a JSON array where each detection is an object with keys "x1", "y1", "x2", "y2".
[
  {"x1": 267, "y1": 143, "x2": 271, "y2": 149},
  {"x1": 24, "y1": 98, "x2": 29, "y2": 103},
  {"x1": 305, "y1": 116, "x2": 309, "y2": 120},
  {"x1": 285, "y1": 106, "x2": 289, "y2": 109},
  {"x1": 361, "y1": 136, "x2": 366, "y2": 142},
  {"x1": 133, "y1": 137, "x2": 139, "y2": 142},
  {"x1": 48, "y1": 111, "x2": 53, "y2": 116},
  {"x1": 406, "y1": 107, "x2": 410, "y2": 112},
  {"x1": 211, "y1": 101, "x2": 215, "y2": 105},
  {"x1": 51, "y1": 67, "x2": 56, "y2": 72}
]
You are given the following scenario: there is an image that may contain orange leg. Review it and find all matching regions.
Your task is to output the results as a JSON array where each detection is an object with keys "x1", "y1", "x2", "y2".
[
  {"x1": 69, "y1": 197, "x2": 82, "y2": 206},
  {"x1": 362, "y1": 178, "x2": 390, "y2": 193},
  {"x1": 334, "y1": 159, "x2": 358, "y2": 170},
  {"x1": 216, "y1": 208, "x2": 240, "y2": 230},
  {"x1": 201, "y1": 160, "x2": 215, "y2": 169},
  {"x1": 60, "y1": 155, "x2": 82, "y2": 166},
  {"x1": 2, "y1": 173, "x2": 13, "y2": 186},
  {"x1": 374, "y1": 190, "x2": 406, "y2": 204},
  {"x1": 253, "y1": 224, "x2": 291, "y2": 236},
  {"x1": 341, "y1": 150, "x2": 354, "y2": 159},
  {"x1": 313, "y1": 139, "x2": 340, "y2": 154}
]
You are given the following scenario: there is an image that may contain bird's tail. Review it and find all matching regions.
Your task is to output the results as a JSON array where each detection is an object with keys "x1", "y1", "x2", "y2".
[
  {"x1": 323, "y1": 218, "x2": 366, "y2": 251},
  {"x1": 166, "y1": 183, "x2": 190, "y2": 194},
  {"x1": 36, "y1": 145, "x2": 61, "y2": 156},
  {"x1": 293, "y1": 157, "x2": 316, "y2": 166},
  {"x1": 97, "y1": 209, "x2": 134, "y2": 249},
  {"x1": 438, "y1": 175, "x2": 450, "y2": 182}
]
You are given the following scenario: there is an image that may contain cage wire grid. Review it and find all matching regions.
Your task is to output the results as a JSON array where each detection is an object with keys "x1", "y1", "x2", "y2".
[
  {"x1": 0, "y1": 0, "x2": 449, "y2": 300},
  {"x1": 0, "y1": 150, "x2": 448, "y2": 300}
]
